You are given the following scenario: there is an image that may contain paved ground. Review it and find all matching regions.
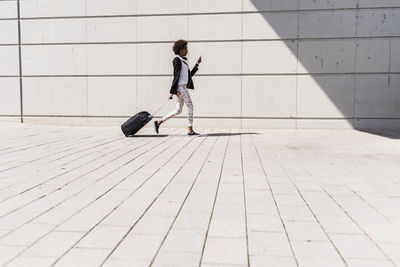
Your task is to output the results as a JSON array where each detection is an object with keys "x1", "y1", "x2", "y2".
[{"x1": 0, "y1": 123, "x2": 399, "y2": 267}]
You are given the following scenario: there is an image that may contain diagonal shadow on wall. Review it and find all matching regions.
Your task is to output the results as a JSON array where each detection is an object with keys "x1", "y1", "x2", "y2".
[{"x1": 248, "y1": 0, "x2": 400, "y2": 137}]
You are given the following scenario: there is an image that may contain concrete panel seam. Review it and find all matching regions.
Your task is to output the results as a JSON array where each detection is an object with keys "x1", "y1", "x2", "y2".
[
  {"x1": 14, "y1": 72, "x2": 400, "y2": 78},
  {"x1": 84, "y1": 0, "x2": 88, "y2": 118},
  {"x1": 0, "y1": 115, "x2": 20, "y2": 117},
  {"x1": 16, "y1": 0, "x2": 23, "y2": 123},
  {"x1": 353, "y1": 2, "x2": 359, "y2": 127},
  {"x1": 20, "y1": 115, "x2": 400, "y2": 120},
  {"x1": 17, "y1": 6, "x2": 400, "y2": 21},
  {"x1": 135, "y1": 0, "x2": 138, "y2": 114},
  {"x1": 0, "y1": 18, "x2": 18, "y2": 21},
  {"x1": 14, "y1": 36, "x2": 400, "y2": 46},
  {"x1": 2, "y1": 73, "x2": 400, "y2": 78},
  {"x1": 295, "y1": 0, "x2": 300, "y2": 129},
  {"x1": 240, "y1": 0, "x2": 244, "y2": 129}
]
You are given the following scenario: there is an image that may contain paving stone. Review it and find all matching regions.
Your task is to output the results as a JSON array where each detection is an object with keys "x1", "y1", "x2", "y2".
[
  {"x1": 76, "y1": 225, "x2": 131, "y2": 249},
  {"x1": 103, "y1": 259, "x2": 150, "y2": 267},
  {"x1": 278, "y1": 205, "x2": 316, "y2": 222},
  {"x1": 173, "y1": 211, "x2": 211, "y2": 231},
  {"x1": 0, "y1": 246, "x2": 26, "y2": 266},
  {"x1": 291, "y1": 240, "x2": 346, "y2": 267},
  {"x1": 329, "y1": 234, "x2": 388, "y2": 260},
  {"x1": 285, "y1": 221, "x2": 328, "y2": 242},
  {"x1": 152, "y1": 251, "x2": 201, "y2": 267},
  {"x1": 0, "y1": 230, "x2": 8, "y2": 238},
  {"x1": 202, "y1": 237, "x2": 248, "y2": 265},
  {"x1": 7, "y1": 256, "x2": 56, "y2": 267},
  {"x1": 108, "y1": 233, "x2": 163, "y2": 261},
  {"x1": 250, "y1": 255, "x2": 297, "y2": 267},
  {"x1": 0, "y1": 223, "x2": 53, "y2": 247},
  {"x1": 248, "y1": 231, "x2": 293, "y2": 257},
  {"x1": 274, "y1": 194, "x2": 306, "y2": 206},
  {"x1": 22, "y1": 231, "x2": 84, "y2": 257},
  {"x1": 379, "y1": 243, "x2": 400, "y2": 266},
  {"x1": 247, "y1": 214, "x2": 284, "y2": 232},
  {"x1": 131, "y1": 215, "x2": 175, "y2": 236},
  {"x1": 201, "y1": 264, "x2": 247, "y2": 267},
  {"x1": 0, "y1": 211, "x2": 40, "y2": 231},
  {"x1": 100, "y1": 207, "x2": 142, "y2": 226},
  {"x1": 346, "y1": 258, "x2": 395, "y2": 267},
  {"x1": 32, "y1": 207, "x2": 78, "y2": 225},
  {"x1": 361, "y1": 223, "x2": 400, "y2": 244},
  {"x1": 270, "y1": 184, "x2": 299, "y2": 195},
  {"x1": 317, "y1": 215, "x2": 363, "y2": 235},
  {"x1": 145, "y1": 201, "x2": 182, "y2": 218},
  {"x1": 54, "y1": 247, "x2": 110, "y2": 267},
  {"x1": 208, "y1": 215, "x2": 246, "y2": 238},
  {"x1": 160, "y1": 229, "x2": 206, "y2": 253}
]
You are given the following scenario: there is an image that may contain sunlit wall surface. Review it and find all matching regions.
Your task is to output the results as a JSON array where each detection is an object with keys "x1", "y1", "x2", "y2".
[{"x1": 0, "y1": 0, "x2": 399, "y2": 129}]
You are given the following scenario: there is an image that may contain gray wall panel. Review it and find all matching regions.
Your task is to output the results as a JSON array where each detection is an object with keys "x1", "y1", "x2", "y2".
[
  {"x1": 137, "y1": 43, "x2": 174, "y2": 75},
  {"x1": 356, "y1": 39, "x2": 390, "y2": 72},
  {"x1": 137, "y1": 16, "x2": 187, "y2": 42},
  {"x1": 193, "y1": 76, "x2": 242, "y2": 117},
  {"x1": 243, "y1": 41, "x2": 297, "y2": 74},
  {"x1": 87, "y1": 77, "x2": 136, "y2": 116},
  {"x1": 242, "y1": 76, "x2": 296, "y2": 117},
  {"x1": 87, "y1": 44, "x2": 136, "y2": 75},
  {"x1": 189, "y1": 14, "x2": 242, "y2": 41},
  {"x1": 0, "y1": 1, "x2": 17, "y2": 19},
  {"x1": 0, "y1": 20, "x2": 18, "y2": 44},
  {"x1": 23, "y1": 77, "x2": 88, "y2": 115},
  {"x1": 190, "y1": 42, "x2": 242, "y2": 75},
  {"x1": 358, "y1": 0, "x2": 400, "y2": 8},
  {"x1": 357, "y1": 10, "x2": 400, "y2": 37},
  {"x1": 20, "y1": 0, "x2": 86, "y2": 18},
  {"x1": 188, "y1": 0, "x2": 242, "y2": 13},
  {"x1": 0, "y1": 46, "x2": 19, "y2": 75},
  {"x1": 243, "y1": 13, "x2": 297, "y2": 40},
  {"x1": 137, "y1": 0, "x2": 187, "y2": 15},
  {"x1": 298, "y1": 40, "x2": 355, "y2": 73},
  {"x1": 21, "y1": 19, "x2": 86, "y2": 43},
  {"x1": 0, "y1": 78, "x2": 20, "y2": 115},
  {"x1": 355, "y1": 74, "x2": 400, "y2": 118},
  {"x1": 297, "y1": 75, "x2": 354, "y2": 118},
  {"x1": 243, "y1": 0, "x2": 297, "y2": 11},
  {"x1": 391, "y1": 39, "x2": 400, "y2": 72},
  {"x1": 22, "y1": 45, "x2": 87, "y2": 75},
  {"x1": 87, "y1": 17, "x2": 137, "y2": 43},
  {"x1": 86, "y1": 0, "x2": 136, "y2": 16},
  {"x1": 299, "y1": 0, "x2": 357, "y2": 9},
  {"x1": 299, "y1": 10, "x2": 357, "y2": 38}
]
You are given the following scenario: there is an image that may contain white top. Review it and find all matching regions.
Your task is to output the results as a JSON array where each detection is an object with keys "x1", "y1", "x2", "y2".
[{"x1": 177, "y1": 56, "x2": 189, "y2": 85}]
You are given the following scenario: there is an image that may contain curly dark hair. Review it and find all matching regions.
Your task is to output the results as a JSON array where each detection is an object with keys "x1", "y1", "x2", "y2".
[{"x1": 173, "y1": 39, "x2": 187, "y2": 55}]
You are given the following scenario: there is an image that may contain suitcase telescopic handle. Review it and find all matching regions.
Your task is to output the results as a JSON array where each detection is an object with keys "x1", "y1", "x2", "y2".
[{"x1": 150, "y1": 98, "x2": 171, "y2": 118}]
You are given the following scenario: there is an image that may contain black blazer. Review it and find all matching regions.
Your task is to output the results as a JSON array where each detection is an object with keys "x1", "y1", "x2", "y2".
[{"x1": 170, "y1": 57, "x2": 198, "y2": 95}]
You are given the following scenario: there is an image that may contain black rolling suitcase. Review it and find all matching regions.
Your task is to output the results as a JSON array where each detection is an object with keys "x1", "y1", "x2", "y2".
[{"x1": 121, "y1": 100, "x2": 169, "y2": 137}]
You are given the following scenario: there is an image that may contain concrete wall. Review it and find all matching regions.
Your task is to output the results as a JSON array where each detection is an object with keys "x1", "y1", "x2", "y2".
[{"x1": 0, "y1": 0, "x2": 399, "y2": 129}]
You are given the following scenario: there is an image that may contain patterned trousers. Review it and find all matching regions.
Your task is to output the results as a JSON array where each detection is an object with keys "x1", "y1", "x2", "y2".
[{"x1": 161, "y1": 85, "x2": 194, "y2": 127}]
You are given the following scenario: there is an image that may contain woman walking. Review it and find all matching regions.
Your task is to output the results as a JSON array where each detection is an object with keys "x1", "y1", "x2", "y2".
[{"x1": 154, "y1": 39, "x2": 202, "y2": 136}]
